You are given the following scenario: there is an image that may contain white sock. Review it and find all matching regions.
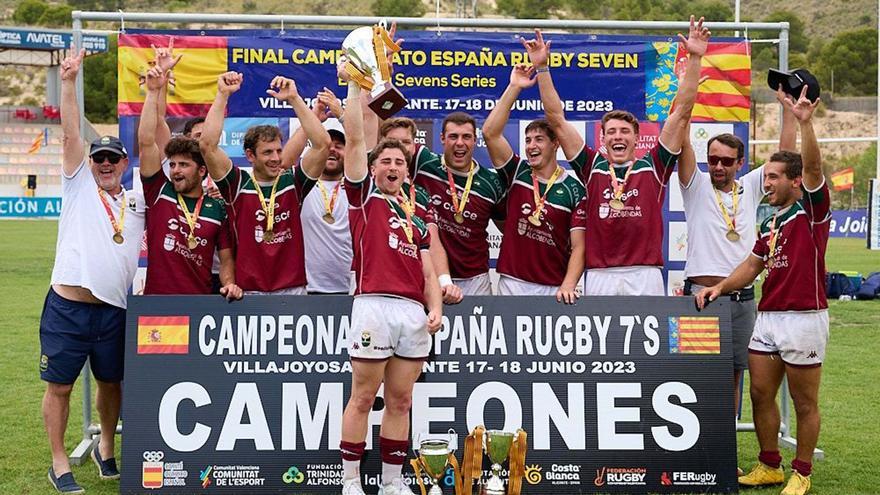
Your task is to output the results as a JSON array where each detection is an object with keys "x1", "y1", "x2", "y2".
[
  {"x1": 343, "y1": 459, "x2": 360, "y2": 481},
  {"x1": 382, "y1": 462, "x2": 402, "y2": 485}
]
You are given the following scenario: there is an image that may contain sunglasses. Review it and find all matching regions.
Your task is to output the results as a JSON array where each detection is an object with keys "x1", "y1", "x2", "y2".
[
  {"x1": 92, "y1": 153, "x2": 123, "y2": 165},
  {"x1": 707, "y1": 155, "x2": 739, "y2": 167}
]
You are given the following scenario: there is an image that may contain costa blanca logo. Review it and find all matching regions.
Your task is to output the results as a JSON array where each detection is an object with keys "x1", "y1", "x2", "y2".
[
  {"x1": 283, "y1": 466, "x2": 306, "y2": 484},
  {"x1": 524, "y1": 465, "x2": 543, "y2": 485}
]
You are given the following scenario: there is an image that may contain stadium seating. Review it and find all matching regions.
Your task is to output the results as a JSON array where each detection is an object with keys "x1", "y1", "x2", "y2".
[{"x1": 0, "y1": 123, "x2": 63, "y2": 187}]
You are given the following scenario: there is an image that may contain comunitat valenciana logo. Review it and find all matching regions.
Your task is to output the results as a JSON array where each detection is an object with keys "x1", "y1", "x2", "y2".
[{"x1": 283, "y1": 466, "x2": 305, "y2": 484}]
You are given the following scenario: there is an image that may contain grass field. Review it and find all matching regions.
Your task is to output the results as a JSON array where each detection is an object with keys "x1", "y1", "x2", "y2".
[{"x1": 0, "y1": 220, "x2": 878, "y2": 495}]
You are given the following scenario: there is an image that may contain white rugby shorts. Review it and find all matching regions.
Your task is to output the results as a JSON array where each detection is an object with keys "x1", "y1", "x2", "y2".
[
  {"x1": 348, "y1": 295, "x2": 430, "y2": 360},
  {"x1": 748, "y1": 310, "x2": 829, "y2": 367},
  {"x1": 496, "y1": 275, "x2": 557, "y2": 296},
  {"x1": 584, "y1": 266, "x2": 664, "y2": 296},
  {"x1": 453, "y1": 272, "x2": 492, "y2": 296}
]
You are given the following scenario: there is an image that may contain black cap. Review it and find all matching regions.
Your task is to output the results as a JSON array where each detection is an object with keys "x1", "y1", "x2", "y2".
[
  {"x1": 328, "y1": 129, "x2": 346, "y2": 144},
  {"x1": 89, "y1": 135, "x2": 128, "y2": 157},
  {"x1": 768, "y1": 68, "x2": 821, "y2": 103}
]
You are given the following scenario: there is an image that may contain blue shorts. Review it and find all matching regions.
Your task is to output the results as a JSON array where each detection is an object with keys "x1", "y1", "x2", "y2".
[{"x1": 39, "y1": 288, "x2": 126, "y2": 384}]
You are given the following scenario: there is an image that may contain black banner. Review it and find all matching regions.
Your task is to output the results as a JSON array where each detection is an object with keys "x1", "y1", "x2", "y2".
[{"x1": 121, "y1": 296, "x2": 736, "y2": 494}]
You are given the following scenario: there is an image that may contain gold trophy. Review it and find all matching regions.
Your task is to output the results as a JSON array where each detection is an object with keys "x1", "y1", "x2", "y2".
[
  {"x1": 341, "y1": 21, "x2": 407, "y2": 119},
  {"x1": 411, "y1": 430, "x2": 461, "y2": 495},
  {"x1": 482, "y1": 429, "x2": 528, "y2": 495}
]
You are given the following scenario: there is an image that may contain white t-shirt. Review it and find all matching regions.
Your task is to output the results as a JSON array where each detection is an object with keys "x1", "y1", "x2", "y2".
[
  {"x1": 51, "y1": 161, "x2": 146, "y2": 308},
  {"x1": 302, "y1": 179, "x2": 353, "y2": 293},
  {"x1": 681, "y1": 165, "x2": 765, "y2": 278}
]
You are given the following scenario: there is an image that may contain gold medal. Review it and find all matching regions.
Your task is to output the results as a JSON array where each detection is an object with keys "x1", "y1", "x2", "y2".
[
  {"x1": 444, "y1": 157, "x2": 476, "y2": 227},
  {"x1": 254, "y1": 175, "x2": 280, "y2": 243},
  {"x1": 609, "y1": 198, "x2": 625, "y2": 210},
  {"x1": 98, "y1": 187, "x2": 127, "y2": 246},
  {"x1": 528, "y1": 213, "x2": 542, "y2": 226},
  {"x1": 263, "y1": 229, "x2": 275, "y2": 242},
  {"x1": 454, "y1": 212, "x2": 464, "y2": 224},
  {"x1": 322, "y1": 213, "x2": 335, "y2": 224},
  {"x1": 112, "y1": 232, "x2": 124, "y2": 244},
  {"x1": 187, "y1": 235, "x2": 198, "y2": 249},
  {"x1": 177, "y1": 193, "x2": 205, "y2": 252},
  {"x1": 726, "y1": 229, "x2": 741, "y2": 242}
]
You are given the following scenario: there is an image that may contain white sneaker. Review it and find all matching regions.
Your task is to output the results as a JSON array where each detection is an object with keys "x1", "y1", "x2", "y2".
[
  {"x1": 377, "y1": 478, "x2": 416, "y2": 495},
  {"x1": 342, "y1": 477, "x2": 366, "y2": 495}
]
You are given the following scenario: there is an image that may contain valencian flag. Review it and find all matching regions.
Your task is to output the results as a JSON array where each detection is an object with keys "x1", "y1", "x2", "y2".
[
  {"x1": 831, "y1": 167, "x2": 855, "y2": 191},
  {"x1": 668, "y1": 316, "x2": 721, "y2": 354},
  {"x1": 137, "y1": 315, "x2": 189, "y2": 354},
  {"x1": 647, "y1": 41, "x2": 750, "y2": 123},
  {"x1": 118, "y1": 34, "x2": 228, "y2": 117}
]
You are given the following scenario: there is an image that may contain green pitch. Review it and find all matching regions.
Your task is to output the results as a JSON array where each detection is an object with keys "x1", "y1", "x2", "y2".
[{"x1": 0, "y1": 221, "x2": 877, "y2": 495}]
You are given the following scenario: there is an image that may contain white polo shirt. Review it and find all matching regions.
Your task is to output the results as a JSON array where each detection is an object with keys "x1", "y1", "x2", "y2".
[
  {"x1": 50, "y1": 160, "x2": 146, "y2": 308},
  {"x1": 302, "y1": 179, "x2": 353, "y2": 293},
  {"x1": 681, "y1": 165, "x2": 765, "y2": 278}
]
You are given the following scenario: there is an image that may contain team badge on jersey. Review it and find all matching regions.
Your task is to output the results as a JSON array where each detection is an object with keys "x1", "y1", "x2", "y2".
[
  {"x1": 388, "y1": 232, "x2": 399, "y2": 249},
  {"x1": 598, "y1": 203, "x2": 611, "y2": 219},
  {"x1": 163, "y1": 234, "x2": 175, "y2": 252}
]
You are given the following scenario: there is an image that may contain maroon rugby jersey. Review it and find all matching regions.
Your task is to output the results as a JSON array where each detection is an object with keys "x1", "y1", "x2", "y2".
[
  {"x1": 346, "y1": 176, "x2": 431, "y2": 306},
  {"x1": 142, "y1": 173, "x2": 232, "y2": 294},
  {"x1": 217, "y1": 166, "x2": 315, "y2": 292},
  {"x1": 569, "y1": 143, "x2": 678, "y2": 269},
  {"x1": 411, "y1": 145, "x2": 506, "y2": 278},
  {"x1": 496, "y1": 155, "x2": 586, "y2": 286},
  {"x1": 752, "y1": 182, "x2": 831, "y2": 311}
]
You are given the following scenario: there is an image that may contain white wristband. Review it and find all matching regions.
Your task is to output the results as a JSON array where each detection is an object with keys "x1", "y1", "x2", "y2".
[{"x1": 438, "y1": 274, "x2": 453, "y2": 287}]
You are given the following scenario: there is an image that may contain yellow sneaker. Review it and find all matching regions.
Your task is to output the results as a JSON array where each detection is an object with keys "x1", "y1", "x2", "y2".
[
  {"x1": 738, "y1": 462, "x2": 784, "y2": 486},
  {"x1": 781, "y1": 471, "x2": 812, "y2": 495}
]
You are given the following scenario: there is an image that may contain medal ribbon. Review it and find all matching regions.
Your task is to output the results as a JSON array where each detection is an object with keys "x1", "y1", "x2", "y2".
[
  {"x1": 531, "y1": 166, "x2": 563, "y2": 216},
  {"x1": 176, "y1": 193, "x2": 204, "y2": 239},
  {"x1": 97, "y1": 186, "x2": 126, "y2": 239},
  {"x1": 317, "y1": 180, "x2": 342, "y2": 216},
  {"x1": 443, "y1": 156, "x2": 476, "y2": 219},
  {"x1": 713, "y1": 181, "x2": 739, "y2": 234},
  {"x1": 608, "y1": 162, "x2": 635, "y2": 201},
  {"x1": 768, "y1": 212, "x2": 780, "y2": 262},
  {"x1": 383, "y1": 191, "x2": 414, "y2": 243},
  {"x1": 253, "y1": 175, "x2": 280, "y2": 233}
]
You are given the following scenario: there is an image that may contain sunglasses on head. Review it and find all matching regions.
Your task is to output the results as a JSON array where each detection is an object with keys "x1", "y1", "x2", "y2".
[
  {"x1": 92, "y1": 153, "x2": 122, "y2": 165},
  {"x1": 707, "y1": 155, "x2": 738, "y2": 167}
]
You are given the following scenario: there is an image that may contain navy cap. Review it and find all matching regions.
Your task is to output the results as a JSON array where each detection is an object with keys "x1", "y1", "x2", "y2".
[
  {"x1": 328, "y1": 129, "x2": 346, "y2": 144},
  {"x1": 89, "y1": 135, "x2": 128, "y2": 157}
]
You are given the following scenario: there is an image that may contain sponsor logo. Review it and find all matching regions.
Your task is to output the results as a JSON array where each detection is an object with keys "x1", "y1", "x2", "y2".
[
  {"x1": 39, "y1": 354, "x2": 48, "y2": 372},
  {"x1": 660, "y1": 472, "x2": 673, "y2": 486},
  {"x1": 593, "y1": 467, "x2": 646, "y2": 487},
  {"x1": 283, "y1": 466, "x2": 305, "y2": 484},
  {"x1": 807, "y1": 350, "x2": 818, "y2": 359},
  {"x1": 388, "y1": 231, "x2": 399, "y2": 249},
  {"x1": 361, "y1": 331, "x2": 371, "y2": 348},
  {"x1": 662, "y1": 471, "x2": 717, "y2": 486},
  {"x1": 301, "y1": 463, "x2": 344, "y2": 486},
  {"x1": 200, "y1": 466, "x2": 213, "y2": 488},
  {"x1": 524, "y1": 465, "x2": 543, "y2": 485},
  {"x1": 207, "y1": 465, "x2": 265, "y2": 487},
  {"x1": 142, "y1": 451, "x2": 187, "y2": 489}
]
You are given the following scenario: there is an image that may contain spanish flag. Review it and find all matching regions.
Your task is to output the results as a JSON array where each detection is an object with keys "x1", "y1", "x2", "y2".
[
  {"x1": 668, "y1": 316, "x2": 721, "y2": 354},
  {"x1": 137, "y1": 316, "x2": 189, "y2": 354},
  {"x1": 831, "y1": 167, "x2": 855, "y2": 191},
  {"x1": 118, "y1": 34, "x2": 228, "y2": 117}
]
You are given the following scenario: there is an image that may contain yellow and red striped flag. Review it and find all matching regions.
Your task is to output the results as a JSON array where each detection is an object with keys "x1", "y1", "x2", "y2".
[
  {"x1": 691, "y1": 42, "x2": 751, "y2": 122},
  {"x1": 830, "y1": 167, "x2": 854, "y2": 191},
  {"x1": 668, "y1": 316, "x2": 721, "y2": 354},
  {"x1": 137, "y1": 315, "x2": 189, "y2": 354},
  {"x1": 27, "y1": 128, "x2": 46, "y2": 154}
]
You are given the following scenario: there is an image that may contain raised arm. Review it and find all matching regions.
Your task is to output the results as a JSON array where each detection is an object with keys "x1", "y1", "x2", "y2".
[
  {"x1": 152, "y1": 39, "x2": 182, "y2": 158},
  {"x1": 677, "y1": 122, "x2": 697, "y2": 186},
  {"x1": 523, "y1": 30, "x2": 584, "y2": 160},
  {"x1": 340, "y1": 62, "x2": 367, "y2": 182},
  {"x1": 281, "y1": 91, "x2": 329, "y2": 169},
  {"x1": 483, "y1": 65, "x2": 536, "y2": 167},
  {"x1": 268, "y1": 76, "x2": 330, "y2": 177},
  {"x1": 199, "y1": 71, "x2": 241, "y2": 180},
  {"x1": 138, "y1": 66, "x2": 166, "y2": 179},
  {"x1": 59, "y1": 45, "x2": 86, "y2": 175},
  {"x1": 784, "y1": 85, "x2": 822, "y2": 189},
  {"x1": 660, "y1": 16, "x2": 710, "y2": 153},
  {"x1": 776, "y1": 85, "x2": 798, "y2": 152}
]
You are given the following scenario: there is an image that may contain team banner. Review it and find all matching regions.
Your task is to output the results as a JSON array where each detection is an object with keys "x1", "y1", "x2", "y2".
[
  {"x1": 121, "y1": 296, "x2": 736, "y2": 494},
  {"x1": 118, "y1": 30, "x2": 749, "y2": 122}
]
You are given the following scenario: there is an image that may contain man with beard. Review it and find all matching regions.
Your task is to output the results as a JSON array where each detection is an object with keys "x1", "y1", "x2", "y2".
[
  {"x1": 482, "y1": 64, "x2": 586, "y2": 302},
  {"x1": 524, "y1": 17, "x2": 709, "y2": 295},
  {"x1": 407, "y1": 112, "x2": 507, "y2": 297},
  {"x1": 138, "y1": 66, "x2": 241, "y2": 299},
  {"x1": 337, "y1": 65, "x2": 442, "y2": 495},
  {"x1": 200, "y1": 72, "x2": 330, "y2": 294},
  {"x1": 696, "y1": 86, "x2": 828, "y2": 495},
  {"x1": 41, "y1": 45, "x2": 145, "y2": 493}
]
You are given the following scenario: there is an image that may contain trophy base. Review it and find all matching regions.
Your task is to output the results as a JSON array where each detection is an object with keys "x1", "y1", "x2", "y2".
[
  {"x1": 484, "y1": 474, "x2": 505, "y2": 495},
  {"x1": 428, "y1": 484, "x2": 443, "y2": 495},
  {"x1": 368, "y1": 84, "x2": 408, "y2": 119}
]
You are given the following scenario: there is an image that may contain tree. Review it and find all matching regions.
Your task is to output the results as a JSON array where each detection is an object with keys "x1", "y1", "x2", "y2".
[
  {"x1": 836, "y1": 144, "x2": 876, "y2": 209},
  {"x1": 12, "y1": 0, "x2": 48, "y2": 25},
  {"x1": 814, "y1": 28, "x2": 878, "y2": 96},
  {"x1": 38, "y1": 4, "x2": 74, "y2": 28},
  {"x1": 82, "y1": 34, "x2": 118, "y2": 123},
  {"x1": 372, "y1": 0, "x2": 426, "y2": 18},
  {"x1": 495, "y1": 0, "x2": 562, "y2": 19}
]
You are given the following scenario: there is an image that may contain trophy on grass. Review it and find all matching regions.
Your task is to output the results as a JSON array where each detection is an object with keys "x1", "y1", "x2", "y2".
[
  {"x1": 341, "y1": 21, "x2": 407, "y2": 119},
  {"x1": 482, "y1": 429, "x2": 528, "y2": 495},
  {"x1": 411, "y1": 430, "x2": 460, "y2": 495}
]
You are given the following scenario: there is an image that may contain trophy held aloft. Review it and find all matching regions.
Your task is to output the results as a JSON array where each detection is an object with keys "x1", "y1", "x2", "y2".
[{"x1": 342, "y1": 23, "x2": 407, "y2": 119}]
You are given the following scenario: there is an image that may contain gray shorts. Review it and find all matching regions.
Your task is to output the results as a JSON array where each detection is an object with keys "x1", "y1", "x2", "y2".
[{"x1": 687, "y1": 282, "x2": 756, "y2": 371}]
